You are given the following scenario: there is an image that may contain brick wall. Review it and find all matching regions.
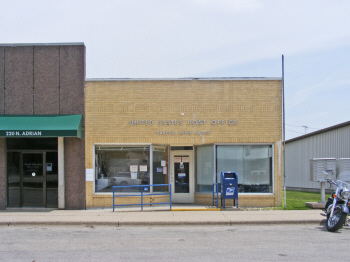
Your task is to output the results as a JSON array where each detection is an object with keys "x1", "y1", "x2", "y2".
[
  {"x1": 85, "y1": 79, "x2": 283, "y2": 208},
  {"x1": 0, "y1": 44, "x2": 85, "y2": 209}
]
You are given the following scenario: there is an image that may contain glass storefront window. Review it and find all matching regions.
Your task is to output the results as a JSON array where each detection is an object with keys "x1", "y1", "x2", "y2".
[
  {"x1": 7, "y1": 138, "x2": 57, "y2": 150},
  {"x1": 95, "y1": 146, "x2": 150, "y2": 193},
  {"x1": 216, "y1": 145, "x2": 273, "y2": 193},
  {"x1": 195, "y1": 145, "x2": 214, "y2": 192},
  {"x1": 46, "y1": 152, "x2": 58, "y2": 207},
  {"x1": 7, "y1": 152, "x2": 20, "y2": 207},
  {"x1": 152, "y1": 146, "x2": 169, "y2": 192},
  {"x1": 95, "y1": 144, "x2": 272, "y2": 194}
]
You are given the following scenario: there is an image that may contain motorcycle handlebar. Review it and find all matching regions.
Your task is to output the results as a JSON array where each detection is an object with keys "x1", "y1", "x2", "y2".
[
  {"x1": 323, "y1": 171, "x2": 338, "y2": 186},
  {"x1": 325, "y1": 178, "x2": 338, "y2": 187}
]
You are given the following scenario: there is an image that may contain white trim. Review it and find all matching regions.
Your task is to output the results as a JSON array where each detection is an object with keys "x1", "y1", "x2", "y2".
[
  {"x1": 86, "y1": 77, "x2": 282, "y2": 82},
  {"x1": 92, "y1": 144, "x2": 96, "y2": 193},
  {"x1": 94, "y1": 143, "x2": 152, "y2": 147},
  {"x1": 214, "y1": 143, "x2": 274, "y2": 146},
  {"x1": 58, "y1": 137, "x2": 65, "y2": 209},
  {"x1": 272, "y1": 143, "x2": 275, "y2": 195}
]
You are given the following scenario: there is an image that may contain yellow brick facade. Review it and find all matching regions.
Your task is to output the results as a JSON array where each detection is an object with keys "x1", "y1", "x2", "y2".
[{"x1": 85, "y1": 79, "x2": 283, "y2": 208}]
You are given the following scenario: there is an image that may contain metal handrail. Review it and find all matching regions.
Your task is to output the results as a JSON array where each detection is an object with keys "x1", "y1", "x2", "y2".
[{"x1": 112, "y1": 184, "x2": 172, "y2": 211}]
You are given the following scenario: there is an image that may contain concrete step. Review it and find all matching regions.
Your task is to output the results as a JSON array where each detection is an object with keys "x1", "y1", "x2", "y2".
[{"x1": 305, "y1": 202, "x2": 326, "y2": 209}]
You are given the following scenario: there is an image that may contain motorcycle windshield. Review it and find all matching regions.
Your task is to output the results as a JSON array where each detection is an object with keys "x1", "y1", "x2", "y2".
[
  {"x1": 337, "y1": 180, "x2": 350, "y2": 199},
  {"x1": 337, "y1": 180, "x2": 350, "y2": 189}
]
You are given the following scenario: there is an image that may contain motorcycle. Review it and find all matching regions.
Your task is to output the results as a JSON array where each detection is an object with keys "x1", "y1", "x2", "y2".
[{"x1": 322, "y1": 171, "x2": 350, "y2": 232}]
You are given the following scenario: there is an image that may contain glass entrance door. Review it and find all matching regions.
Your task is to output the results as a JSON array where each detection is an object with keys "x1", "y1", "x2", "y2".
[
  {"x1": 170, "y1": 150, "x2": 194, "y2": 203},
  {"x1": 7, "y1": 151, "x2": 58, "y2": 208},
  {"x1": 22, "y1": 153, "x2": 44, "y2": 207}
]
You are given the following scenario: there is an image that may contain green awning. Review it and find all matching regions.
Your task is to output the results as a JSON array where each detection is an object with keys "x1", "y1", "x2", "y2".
[{"x1": 0, "y1": 115, "x2": 83, "y2": 139}]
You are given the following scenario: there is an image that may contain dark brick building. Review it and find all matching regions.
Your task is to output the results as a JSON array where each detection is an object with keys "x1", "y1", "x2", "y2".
[{"x1": 0, "y1": 43, "x2": 85, "y2": 209}]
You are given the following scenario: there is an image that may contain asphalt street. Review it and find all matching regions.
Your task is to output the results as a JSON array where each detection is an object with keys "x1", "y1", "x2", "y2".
[{"x1": 0, "y1": 224, "x2": 349, "y2": 261}]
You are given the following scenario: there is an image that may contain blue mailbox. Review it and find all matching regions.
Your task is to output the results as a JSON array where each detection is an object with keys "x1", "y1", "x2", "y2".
[{"x1": 221, "y1": 172, "x2": 238, "y2": 208}]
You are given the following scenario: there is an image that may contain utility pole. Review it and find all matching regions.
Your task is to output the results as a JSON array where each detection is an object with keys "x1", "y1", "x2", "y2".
[
  {"x1": 302, "y1": 125, "x2": 308, "y2": 134},
  {"x1": 282, "y1": 55, "x2": 286, "y2": 209}
]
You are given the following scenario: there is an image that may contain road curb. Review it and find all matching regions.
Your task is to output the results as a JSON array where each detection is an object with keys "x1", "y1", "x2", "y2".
[
  {"x1": 171, "y1": 208, "x2": 222, "y2": 211},
  {"x1": 0, "y1": 219, "x2": 326, "y2": 227}
]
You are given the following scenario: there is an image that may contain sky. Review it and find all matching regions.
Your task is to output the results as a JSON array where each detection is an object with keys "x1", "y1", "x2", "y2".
[{"x1": 1, "y1": 0, "x2": 349, "y2": 140}]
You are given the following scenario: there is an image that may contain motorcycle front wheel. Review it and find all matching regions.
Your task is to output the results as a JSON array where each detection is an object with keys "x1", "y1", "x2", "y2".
[
  {"x1": 325, "y1": 197, "x2": 333, "y2": 211},
  {"x1": 326, "y1": 207, "x2": 347, "y2": 232}
]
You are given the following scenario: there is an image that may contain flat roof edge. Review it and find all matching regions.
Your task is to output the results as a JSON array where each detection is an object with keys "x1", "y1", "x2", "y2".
[
  {"x1": 0, "y1": 42, "x2": 85, "y2": 47},
  {"x1": 86, "y1": 77, "x2": 282, "y2": 81}
]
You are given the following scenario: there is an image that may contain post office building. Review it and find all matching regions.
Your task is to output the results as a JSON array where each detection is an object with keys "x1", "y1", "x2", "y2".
[{"x1": 85, "y1": 78, "x2": 283, "y2": 208}]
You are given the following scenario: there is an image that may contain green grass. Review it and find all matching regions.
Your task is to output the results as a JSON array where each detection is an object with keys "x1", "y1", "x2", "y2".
[{"x1": 277, "y1": 190, "x2": 323, "y2": 210}]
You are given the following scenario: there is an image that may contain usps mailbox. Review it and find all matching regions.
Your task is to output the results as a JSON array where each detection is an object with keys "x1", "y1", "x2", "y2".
[{"x1": 221, "y1": 172, "x2": 238, "y2": 208}]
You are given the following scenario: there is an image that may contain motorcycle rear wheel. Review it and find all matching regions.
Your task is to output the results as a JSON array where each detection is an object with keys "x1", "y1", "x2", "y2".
[{"x1": 326, "y1": 207, "x2": 347, "y2": 232}]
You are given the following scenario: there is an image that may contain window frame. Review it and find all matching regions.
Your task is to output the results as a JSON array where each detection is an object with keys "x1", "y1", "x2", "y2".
[
  {"x1": 93, "y1": 144, "x2": 170, "y2": 194},
  {"x1": 214, "y1": 143, "x2": 274, "y2": 195}
]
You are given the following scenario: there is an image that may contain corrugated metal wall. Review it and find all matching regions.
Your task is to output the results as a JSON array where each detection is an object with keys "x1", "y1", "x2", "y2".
[{"x1": 285, "y1": 124, "x2": 350, "y2": 190}]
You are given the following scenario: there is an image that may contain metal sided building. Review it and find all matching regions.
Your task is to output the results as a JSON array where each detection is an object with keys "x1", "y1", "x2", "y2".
[
  {"x1": 285, "y1": 121, "x2": 350, "y2": 191},
  {"x1": 85, "y1": 78, "x2": 284, "y2": 208},
  {"x1": 0, "y1": 43, "x2": 86, "y2": 210}
]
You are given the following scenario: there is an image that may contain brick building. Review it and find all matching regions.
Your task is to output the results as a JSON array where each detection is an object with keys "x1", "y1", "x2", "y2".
[
  {"x1": 85, "y1": 78, "x2": 283, "y2": 208},
  {"x1": 0, "y1": 43, "x2": 283, "y2": 210},
  {"x1": 0, "y1": 43, "x2": 85, "y2": 210}
]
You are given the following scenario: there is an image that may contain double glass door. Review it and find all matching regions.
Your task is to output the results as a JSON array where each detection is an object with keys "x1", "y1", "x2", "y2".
[{"x1": 7, "y1": 151, "x2": 58, "y2": 208}]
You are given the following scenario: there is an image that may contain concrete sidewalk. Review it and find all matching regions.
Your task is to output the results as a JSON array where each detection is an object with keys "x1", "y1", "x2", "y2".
[{"x1": 0, "y1": 205, "x2": 326, "y2": 226}]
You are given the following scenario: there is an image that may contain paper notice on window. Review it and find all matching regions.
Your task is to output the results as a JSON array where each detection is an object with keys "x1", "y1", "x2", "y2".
[
  {"x1": 174, "y1": 157, "x2": 181, "y2": 163},
  {"x1": 130, "y1": 165, "x2": 138, "y2": 172},
  {"x1": 46, "y1": 163, "x2": 52, "y2": 172},
  {"x1": 182, "y1": 157, "x2": 189, "y2": 163},
  {"x1": 139, "y1": 165, "x2": 147, "y2": 172},
  {"x1": 131, "y1": 172, "x2": 137, "y2": 179},
  {"x1": 163, "y1": 167, "x2": 167, "y2": 174},
  {"x1": 161, "y1": 160, "x2": 166, "y2": 167}
]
